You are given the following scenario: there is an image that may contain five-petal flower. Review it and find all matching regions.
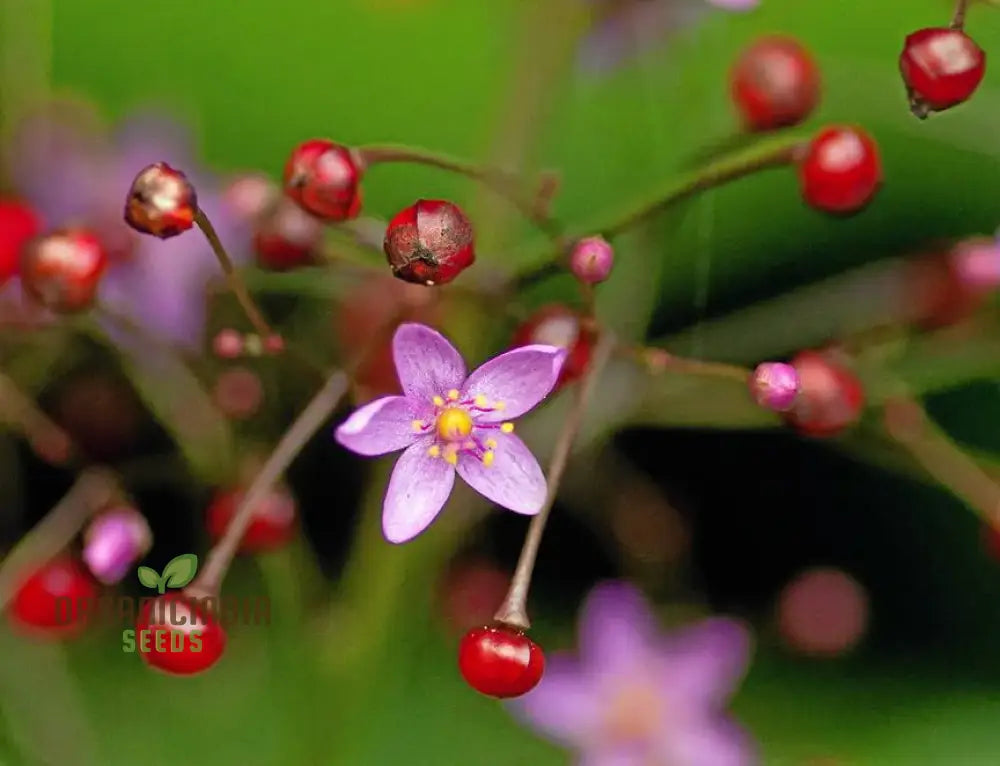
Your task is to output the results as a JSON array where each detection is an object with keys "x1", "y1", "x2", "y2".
[{"x1": 335, "y1": 323, "x2": 566, "y2": 543}]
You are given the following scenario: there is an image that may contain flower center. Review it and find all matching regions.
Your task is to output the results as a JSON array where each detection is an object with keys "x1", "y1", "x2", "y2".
[
  {"x1": 602, "y1": 681, "x2": 664, "y2": 746},
  {"x1": 436, "y1": 407, "x2": 473, "y2": 442}
]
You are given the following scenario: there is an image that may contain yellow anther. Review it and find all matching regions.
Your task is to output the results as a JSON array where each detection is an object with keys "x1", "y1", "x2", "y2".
[
  {"x1": 500, "y1": 422, "x2": 514, "y2": 434},
  {"x1": 474, "y1": 394, "x2": 488, "y2": 407},
  {"x1": 482, "y1": 451, "x2": 495, "y2": 467},
  {"x1": 437, "y1": 407, "x2": 474, "y2": 441},
  {"x1": 485, "y1": 438, "x2": 498, "y2": 449},
  {"x1": 432, "y1": 395, "x2": 445, "y2": 407},
  {"x1": 447, "y1": 389, "x2": 460, "y2": 401},
  {"x1": 427, "y1": 445, "x2": 441, "y2": 458},
  {"x1": 444, "y1": 449, "x2": 458, "y2": 466},
  {"x1": 411, "y1": 420, "x2": 425, "y2": 432},
  {"x1": 494, "y1": 401, "x2": 506, "y2": 411}
]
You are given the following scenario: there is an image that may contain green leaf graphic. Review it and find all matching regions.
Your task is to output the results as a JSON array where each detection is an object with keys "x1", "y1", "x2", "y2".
[
  {"x1": 136, "y1": 566, "x2": 160, "y2": 590},
  {"x1": 161, "y1": 554, "x2": 199, "y2": 590}
]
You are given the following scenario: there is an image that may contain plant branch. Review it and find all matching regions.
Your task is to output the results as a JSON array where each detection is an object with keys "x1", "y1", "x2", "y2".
[
  {"x1": 0, "y1": 371, "x2": 74, "y2": 465},
  {"x1": 493, "y1": 330, "x2": 617, "y2": 630},
  {"x1": 952, "y1": 0, "x2": 971, "y2": 29}
]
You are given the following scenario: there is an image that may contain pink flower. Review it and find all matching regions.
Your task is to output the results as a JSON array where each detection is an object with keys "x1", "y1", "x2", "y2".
[
  {"x1": 512, "y1": 582, "x2": 757, "y2": 766},
  {"x1": 334, "y1": 323, "x2": 566, "y2": 543}
]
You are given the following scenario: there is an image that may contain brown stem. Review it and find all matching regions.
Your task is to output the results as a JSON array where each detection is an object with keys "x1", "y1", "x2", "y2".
[
  {"x1": 194, "y1": 208, "x2": 276, "y2": 340},
  {"x1": 356, "y1": 144, "x2": 568, "y2": 246},
  {"x1": 493, "y1": 330, "x2": 617, "y2": 630},
  {"x1": 0, "y1": 468, "x2": 119, "y2": 610},
  {"x1": 951, "y1": 0, "x2": 971, "y2": 29},
  {"x1": 633, "y1": 347, "x2": 751, "y2": 382},
  {"x1": 0, "y1": 371, "x2": 75, "y2": 465}
]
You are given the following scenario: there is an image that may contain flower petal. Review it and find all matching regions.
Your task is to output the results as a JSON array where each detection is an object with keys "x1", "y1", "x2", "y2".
[
  {"x1": 659, "y1": 618, "x2": 752, "y2": 707},
  {"x1": 508, "y1": 655, "x2": 597, "y2": 747},
  {"x1": 662, "y1": 717, "x2": 757, "y2": 766},
  {"x1": 463, "y1": 345, "x2": 567, "y2": 422},
  {"x1": 578, "y1": 581, "x2": 658, "y2": 674},
  {"x1": 456, "y1": 432, "x2": 545, "y2": 514},
  {"x1": 334, "y1": 396, "x2": 427, "y2": 456},
  {"x1": 382, "y1": 439, "x2": 455, "y2": 543},
  {"x1": 392, "y1": 323, "x2": 466, "y2": 401}
]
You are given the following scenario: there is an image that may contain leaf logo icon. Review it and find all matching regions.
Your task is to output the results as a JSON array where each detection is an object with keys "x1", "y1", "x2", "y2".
[{"x1": 137, "y1": 554, "x2": 199, "y2": 594}]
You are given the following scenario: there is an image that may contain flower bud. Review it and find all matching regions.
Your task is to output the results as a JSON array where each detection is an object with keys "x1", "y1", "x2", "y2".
[
  {"x1": 20, "y1": 228, "x2": 107, "y2": 313},
  {"x1": 124, "y1": 162, "x2": 198, "y2": 238},
  {"x1": 384, "y1": 199, "x2": 475, "y2": 285},
  {"x1": 82, "y1": 507, "x2": 152, "y2": 585},
  {"x1": 283, "y1": 139, "x2": 363, "y2": 221},
  {"x1": 749, "y1": 362, "x2": 800, "y2": 412},
  {"x1": 569, "y1": 236, "x2": 614, "y2": 284}
]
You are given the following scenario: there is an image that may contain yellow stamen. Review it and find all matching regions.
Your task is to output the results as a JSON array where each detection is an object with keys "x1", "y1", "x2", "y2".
[
  {"x1": 482, "y1": 451, "x2": 495, "y2": 467},
  {"x1": 411, "y1": 420, "x2": 425, "y2": 432},
  {"x1": 474, "y1": 394, "x2": 488, "y2": 407},
  {"x1": 432, "y1": 395, "x2": 445, "y2": 407},
  {"x1": 485, "y1": 438, "x2": 497, "y2": 449},
  {"x1": 444, "y1": 449, "x2": 458, "y2": 466},
  {"x1": 437, "y1": 407, "x2": 474, "y2": 441},
  {"x1": 494, "y1": 401, "x2": 506, "y2": 411},
  {"x1": 447, "y1": 389, "x2": 460, "y2": 401},
  {"x1": 427, "y1": 445, "x2": 441, "y2": 458},
  {"x1": 500, "y1": 422, "x2": 514, "y2": 433}
]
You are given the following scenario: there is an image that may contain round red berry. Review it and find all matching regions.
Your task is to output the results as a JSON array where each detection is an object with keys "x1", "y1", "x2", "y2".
[
  {"x1": 513, "y1": 305, "x2": 594, "y2": 388},
  {"x1": 0, "y1": 198, "x2": 43, "y2": 285},
  {"x1": 798, "y1": 126, "x2": 881, "y2": 214},
  {"x1": 731, "y1": 36, "x2": 820, "y2": 131},
  {"x1": 8, "y1": 557, "x2": 97, "y2": 636},
  {"x1": 458, "y1": 624, "x2": 545, "y2": 698},
  {"x1": 205, "y1": 488, "x2": 297, "y2": 553},
  {"x1": 20, "y1": 228, "x2": 108, "y2": 313},
  {"x1": 784, "y1": 350, "x2": 865, "y2": 437},
  {"x1": 254, "y1": 198, "x2": 323, "y2": 270},
  {"x1": 283, "y1": 139, "x2": 363, "y2": 221},
  {"x1": 135, "y1": 592, "x2": 226, "y2": 675},
  {"x1": 383, "y1": 199, "x2": 475, "y2": 285},
  {"x1": 900, "y1": 28, "x2": 985, "y2": 116},
  {"x1": 124, "y1": 162, "x2": 198, "y2": 238}
]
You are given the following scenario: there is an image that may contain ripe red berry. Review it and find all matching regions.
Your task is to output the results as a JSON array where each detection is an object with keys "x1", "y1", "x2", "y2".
[
  {"x1": 20, "y1": 228, "x2": 108, "y2": 313},
  {"x1": 798, "y1": 126, "x2": 881, "y2": 214},
  {"x1": 124, "y1": 162, "x2": 198, "y2": 238},
  {"x1": 784, "y1": 350, "x2": 865, "y2": 437},
  {"x1": 8, "y1": 557, "x2": 97, "y2": 636},
  {"x1": 900, "y1": 28, "x2": 985, "y2": 117},
  {"x1": 205, "y1": 488, "x2": 297, "y2": 553},
  {"x1": 283, "y1": 139, "x2": 363, "y2": 221},
  {"x1": 135, "y1": 592, "x2": 226, "y2": 675},
  {"x1": 0, "y1": 198, "x2": 43, "y2": 285},
  {"x1": 730, "y1": 36, "x2": 820, "y2": 131},
  {"x1": 383, "y1": 199, "x2": 475, "y2": 285},
  {"x1": 253, "y1": 198, "x2": 323, "y2": 270},
  {"x1": 513, "y1": 305, "x2": 594, "y2": 388},
  {"x1": 458, "y1": 624, "x2": 545, "y2": 698}
]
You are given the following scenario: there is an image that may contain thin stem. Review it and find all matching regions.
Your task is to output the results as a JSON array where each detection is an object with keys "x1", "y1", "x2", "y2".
[
  {"x1": 357, "y1": 144, "x2": 568, "y2": 246},
  {"x1": 192, "y1": 369, "x2": 350, "y2": 595},
  {"x1": 633, "y1": 346, "x2": 751, "y2": 382},
  {"x1": 951, "y1": 0, "x2": 971, "y2": 29},
  {"x1": 493, "y1": 330, "x2": 617, "y2": 630},
  {"x1": 194, "y1": 208, "x2": 276, "y2": 340},
  {"x1": 0, "y1": 371, "x2": 74, "y2": 465},
  {"x1": 0, "y1": 468, "x2": 119, "y2": 610}
]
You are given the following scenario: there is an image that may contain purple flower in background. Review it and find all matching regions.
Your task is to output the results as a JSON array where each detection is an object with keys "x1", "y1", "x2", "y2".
[
  {"x1": 512, "y1": 582, "x2": 756, "y2": 766},
  {"x1": 3, "y1": 99, "x2": 253, "y2": 348},
  {"x1": 335, "y1": 323, "x2": 565, "y2": 543}
]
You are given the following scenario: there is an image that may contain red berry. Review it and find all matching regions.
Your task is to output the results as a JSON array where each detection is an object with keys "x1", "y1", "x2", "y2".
[
  {"x1": 9, "y1": 557, "x2": 97, "y2": 636},
  {"x1": 513, "y1": 305, "x2": 594, "y2": 388},
  {"x1": 283, "y1": 139, "x2": 363, "y2": 221},
  {"x1": 731, "y1": 36, "x2": 820, "y2": 131},
  {"x1": 253, "y1": 198, "x2": 323, "y2": 270},
  {"x1": 900, "y1": 28, "x2": 985, "y2": 117},
  {"x1": 903, "y1": 242, "x2": 998, "y2": 330},
  {"x1": 458, "y1": 624, "x2": 545, "y2": 698},
  {"x1": 205, "y1": 488, "x2": 297, "y2": 553},
  {"x1": 20, "y1": 228, "x2": 108, "y2": 312},
  {"x1": 124, "y1": 162, "x2": 198, "y2": 239},
  {"x1": 798, "y1": 126, "x2": 881, "y2": 214},
  {"x1": 784, "y1": 350, "x2": 865, "y2": 437},
  {"x1": 0, "y1": 198, "x2": 43, "y2": 285},
  {"x1": 135, "y1": 592, "x2": 226, "y2": 675},
  {"x1": 383, "y1": 199, "x2": 475, "y2": 285}
]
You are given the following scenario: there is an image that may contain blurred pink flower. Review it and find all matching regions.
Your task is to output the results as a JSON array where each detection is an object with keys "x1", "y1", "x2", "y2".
[{"x1": 512, "y1": 581, "x2": 756, "y2": 766}]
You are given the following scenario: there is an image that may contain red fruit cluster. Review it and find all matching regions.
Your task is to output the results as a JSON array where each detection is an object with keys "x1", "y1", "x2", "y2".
[
  {"x1": 20, "y1": 228, "x2": 108, "y2": 313},
  {"x1": 900, "y1": 28, "x2": 985, "y2": 117},
  {"x1": 783, "y1": 350, "x2": 865, "y2": 437},
  {"x1": 8, "y1": 557, "x2": 97, "y2": 637},
  {"x1": 798, "y1": 127, "x2": 881, "y2": 215},
  {"x1": 458, "y1": 624, "x2": 545, "y2": 698},
  {"x1": 384, "y1": 199, "x2": 475, "y2": 285},
  {"x1": 0, "y1": 198, "x2": 43, "y2": 285},
  {"x1": 513, "y1": 305, "x2": 595, "y2": 388},
  {"x1": 283, "y1": 139, "x2": 363, "y2": 221},
  {"x1": 135, "y1": 593, "x2": 227, "y2": 676},
  {"x1": 731, "y1": 36, "x2": 820, "y2": 131},
  {"x1": 205, "y1": 488, "x2": 297, "y2": 553}
]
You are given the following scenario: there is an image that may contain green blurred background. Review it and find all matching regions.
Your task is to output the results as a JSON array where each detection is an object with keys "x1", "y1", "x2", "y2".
[{"x1": 3, "y1": 0, "x2": 1000, "y2": 763}]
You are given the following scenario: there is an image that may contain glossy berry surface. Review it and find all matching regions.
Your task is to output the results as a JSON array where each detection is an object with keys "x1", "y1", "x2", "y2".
[
  {"x1": 458, "y1": 624, "x2": 545, "y2": 698},
  {"x1": 784, "y1": 350, "x2": 865, "y2": 437},
  {"x1": 900, "y1": 28, "x2": 985, "y2": 116},
  {"x1": 9, "y1": 557, "x2": 97, "y2": 636},
  {"x1": 283, "y1": 139, "x2": 363, "y2": 221},
  {"x1": 513, "y1": 305, "x2": 594, "y2": 388},
  {"x1": 0, "y1": 198, "x2": 43, "y2": 285},
  {"x1": 205, "y1": 488, "x2": 297, "y2": 553},
  {"x1": 254, "y1": 198, "x2": 323, "y2": 270},
  {"x1": 384, "y1": 199, "x2": 475, "y2": 285},
  {"x1": 731, "y1": 36, "x2": 820, "y2": 131},
  {"x1": 136, "y1": 593, "x2": 227, "y2": 675},
  {"x1": 20, "y1": 228, "x2": 108, "y2": 313},
  {"x1": 124, "y1": 162, "x2": 198, "y2": 238},
  {"x1": 798, "y1": 126, "x2": 881, "y2": 214}
]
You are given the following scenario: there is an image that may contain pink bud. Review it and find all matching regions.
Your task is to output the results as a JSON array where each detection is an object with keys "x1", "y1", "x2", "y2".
[
  {"x1": 212, "y1": 328, "x2": 244, "y2": 359},
  {"x1": 82, "y1": 507, "x2": 152, "y2": 585},
  {"x1": 950, "y1": 239, "x2": 1000, "y2": 293},
  {"x1": 750, "y1": 362, "x2": 800, "y2": 412},
  {"x1": 569, "y1": 236, "x2": 614, "y2": 284}
]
